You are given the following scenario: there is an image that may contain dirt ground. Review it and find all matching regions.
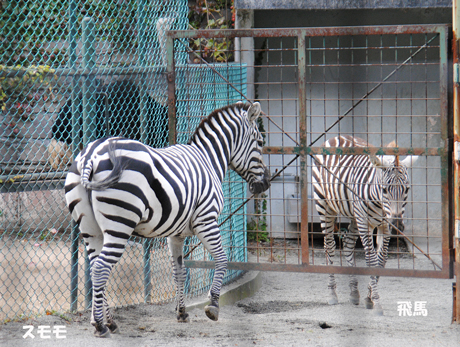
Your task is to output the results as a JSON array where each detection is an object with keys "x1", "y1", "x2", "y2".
[{"x1": 1, "y1": 267, "x2": 459, "y2": 347}]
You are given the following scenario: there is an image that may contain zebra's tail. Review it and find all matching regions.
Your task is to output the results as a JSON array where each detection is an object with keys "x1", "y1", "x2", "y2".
[{"x1": 80, "y1": 140, "x2": 125, "y2": 191}]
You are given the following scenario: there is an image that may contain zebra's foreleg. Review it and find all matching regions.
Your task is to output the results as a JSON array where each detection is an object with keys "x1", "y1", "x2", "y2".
[
  {"x1": 167, "y1": 236, "x2": 189, "y2": 323},
  {"x1": 376, "y1": 224, "x2": 391, "y2": 269},
  {"x1": 196, "y1": 222, "x2": 228, "y2": 321},
  {"x1": 343, "y1": 221, "x2": 359, "y2": 305},
  {"x1": 364, "y1": 225, "x2": 391, "y2": 313},
  {"x1": 359, "y1": 228, "x2": 384, "y2": 315},
  {"x1": 322, "y1": 215, "x2": 338, "y2": 305}
]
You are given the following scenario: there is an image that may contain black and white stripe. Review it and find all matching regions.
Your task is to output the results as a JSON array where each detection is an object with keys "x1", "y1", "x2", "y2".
[
  {"x1": 65, "y1": 102, "x2": 270, "y2": 337},
  {"x1": 312, "y1": 135, "x2": 417, "y2": 315}
]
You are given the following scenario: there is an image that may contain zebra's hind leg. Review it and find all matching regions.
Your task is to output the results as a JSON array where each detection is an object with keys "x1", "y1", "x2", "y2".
[
  {"x1": 195, "y1": 221, "x2": 228, "y2": 321},
  {"x1": 343, "y1": 221, "x2": 359, "y2": 305},
  {"x1": 67, "y1": 184, "x2": 116, "y2": 337},
  {"x1": 90, "y1": 236, "x2": 131, "y2": 337},
  {"x1": 168, "y1": 236, "x2": 189, "y2": 323}
]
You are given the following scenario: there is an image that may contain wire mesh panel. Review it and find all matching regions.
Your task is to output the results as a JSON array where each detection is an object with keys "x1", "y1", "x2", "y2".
[
  {"x1": 170, "y1": 26, "x2": 453, "y2": 279},
  {"x1": 0, "y1": 1, "x2": 246, "y2": 321},
  {"x1": 173, "y1": 44, "x2": 249, "y2": 294}
]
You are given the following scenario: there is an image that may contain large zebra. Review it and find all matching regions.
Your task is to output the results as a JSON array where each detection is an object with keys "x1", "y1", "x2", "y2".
[
  {"x1": 65, "y1": 102, "x2": 270, "y2": 337},
  {"x1": 312, "y1": 135, "x2": 417, "y2": 315}
]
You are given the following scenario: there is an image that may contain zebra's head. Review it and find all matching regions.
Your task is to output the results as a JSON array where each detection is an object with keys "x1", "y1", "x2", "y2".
[
  {"x1": 370, "y1": 154, "x2": 418, "y2": 234},
  {"x1": 230, "y1": 102, "x2": 271, "y2": 194}
]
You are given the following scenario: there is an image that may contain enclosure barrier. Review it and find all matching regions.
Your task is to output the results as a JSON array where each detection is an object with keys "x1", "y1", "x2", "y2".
[
  {"x1": 166, "y1": 26, "x2": 454, "y2": 280},
  {"x1": 0, "y1": 1, "x2": 246, "y2": 321}
]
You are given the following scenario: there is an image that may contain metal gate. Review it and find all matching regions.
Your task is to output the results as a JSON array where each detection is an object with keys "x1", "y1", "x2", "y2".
[{"x1": 167, "y1": 25, "x2": 454, "y2": 279}]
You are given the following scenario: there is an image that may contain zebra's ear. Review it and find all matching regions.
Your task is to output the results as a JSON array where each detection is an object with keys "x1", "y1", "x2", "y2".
[
  {"x1": 370, "y1": 155, "x2": 394, "y2": 168},
  {"x1": 400, "y1": 156, "x2": 419, "y2": 167},
  {"x1": 247, "y1": 102, "x2": 261, "y2": 122}
]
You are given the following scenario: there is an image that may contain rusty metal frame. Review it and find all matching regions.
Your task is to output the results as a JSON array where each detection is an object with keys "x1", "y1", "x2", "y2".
[{"x1": 166, "y1": 25, "x2": 453, "y2": 279}]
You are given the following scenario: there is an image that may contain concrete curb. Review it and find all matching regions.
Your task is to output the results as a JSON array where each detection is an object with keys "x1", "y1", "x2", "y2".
[{"x1": 186, "y1": 271, "x2": 262, "y2": 312}]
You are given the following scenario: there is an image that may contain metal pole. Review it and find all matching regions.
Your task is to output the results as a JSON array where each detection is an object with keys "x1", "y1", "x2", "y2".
[
  {"x1": 453, "y1": 0, "x2": 460, "y2": 324},
  {"x1": 143, "y1": 239, "x2": 152, "y2": 303},
  {"x1": 81, "y1": 16, "x2": 96, "y2": 309},
  {"x1": 137, "y1": 0, "x2": 147, "y2": 144},
  {"x1": 297, "y1": 33, "x2": 309, "y2": 265},
  {"x1": 68, "y1": 0, "x2": 79, "y2": 313},
  {"x1": 166, "y1": 34, "x2": 176, "y2": 145},
  {"x1": 70, "y1": 221, "x2": 79, "y2": 311},
  {"x1": 136, "y1": 0, "x2": 152, "y2": 302},
  {"x1": 82, "y1": 17, "x2": 96, "y2": 145}
]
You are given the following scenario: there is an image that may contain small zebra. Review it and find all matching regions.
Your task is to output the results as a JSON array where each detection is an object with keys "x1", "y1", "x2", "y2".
[
  {"x1": 65, "y1": 102, "x2": 270, "y2": 337},
  {"x1": 312, "y1": 135, "x2": 417, "y2": 315}
]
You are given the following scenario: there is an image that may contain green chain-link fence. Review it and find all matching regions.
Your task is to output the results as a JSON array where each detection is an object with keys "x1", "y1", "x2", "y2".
[{"x1": 1, "y1": 1, "x2": 247, "y2": 321}]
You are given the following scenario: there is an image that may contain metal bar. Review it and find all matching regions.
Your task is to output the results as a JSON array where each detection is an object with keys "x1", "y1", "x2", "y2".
[
  {"x1": 168, "y1": 25, "x2": 445, "y2": 40},
  {"x1": 68, "y1": 0, "x2": 79, "y2": 312},
  {"x1": 81, "y1": 17, "x2": 95, "y2": 309},
  {"x1": 184, "y1": 261, "x2": 450, "y2": 279},
  {"x1": 166, "y1": 33, "x2": 176, "y2": 145},
  {"x1": 0, "y1": 172, "x2": 67, "y2": 183},
  {"x1": 143, "y1": 239, "x2": 152, "y2": 303},
  {"x1": 84, "y1": 247, "x2": 92, "y2": 309},
  {"x1": 297, "y1": 34, "x2": 309, "y2": 265},
  {"x1": 137, "y1": 0, "x2": 147, "y2": 145},
  {"x1": 0, "y1": 180, "x2": 65, "y2": 194},
  {"x1": 0, "y1": 66, "x2": 167, "y2": 78},
  {"x1": 437, "y1": 26, "x2": 454, "y2": 276},
  {"x1": 453, "y1": 0, "x2": 460, "y2": 323},
  {"x1": 82, "y1": 17, "x2": 96, "y2": 145},
  {"x1": 263, "y1": 146, "x2": 445, "y2": 156},
  {"x1": 70, "y1": 220, "x2": 79, "y2": 312}
]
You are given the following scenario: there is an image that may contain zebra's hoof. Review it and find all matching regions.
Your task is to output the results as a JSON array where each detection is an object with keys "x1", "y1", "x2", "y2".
[
  {"x1": 204, "y1": 305, "x2": 219, "y2": 321},
  {"x1": 93, "y1": 324, "x2": 111, "y2": 338},
  {"x1": 364, "y1": 297, "x2": 374, "y2": 310},
  {"x1": 349, "y1": 292, "x2": 360, "y2": 305},
  {"x1": 328, "y1": 297, "x2": 338, "y2": 305},
  {"x1": 106, "y1": 321, "x2": 120, "y2": 334},
  {"x1": 328, "y1": 293, "x2": 338, "y2": 305},
  {"x1": 373, "y1": 304, "x2": 384, "y2": 316},
  {"x1": 177, "y1": 312, "x2": 190, "y2": 323}
]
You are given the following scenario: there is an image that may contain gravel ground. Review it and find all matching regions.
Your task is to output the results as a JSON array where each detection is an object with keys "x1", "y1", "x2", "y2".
[{"x1": 1, "y1": 268, "x2": 459, "y2": 347}]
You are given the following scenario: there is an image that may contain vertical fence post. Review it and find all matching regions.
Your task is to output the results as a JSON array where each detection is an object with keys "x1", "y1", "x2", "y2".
[
  {"x1": 137, "y1": 0, "x2": 147, "y2": 144},
  {"x1": 70, "y1": 221, "x2": 79, "y2": 311},
  {"x1": 297, "y1": 32, "x2": 310, "y2": 265},
  {"x1": 82, "y1": 17, "x2": 96, "y2": 145},
  {"x1": 143, "y1": 239, "x2": 152, "y2": 303},
  {"x1": 68, "y1": 0, "x2": 79, "y2": 313},
  {"x1": 82, "y1": 16, "x2": 96, "y2": 309},
  {"x1": 166, "y1": 34, "x2": 176, "y2": 146},
  {"x1": 136, "y1": 0, "x2": 152, "y2": 303},
  {"x1": 453, "y1": 0, "x2": 460, "y2": 324}
]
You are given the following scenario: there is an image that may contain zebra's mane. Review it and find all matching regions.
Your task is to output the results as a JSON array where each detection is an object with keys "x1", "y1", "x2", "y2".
[{"x1": 188, "y1": 102, "x2": 251, "y2": 145}]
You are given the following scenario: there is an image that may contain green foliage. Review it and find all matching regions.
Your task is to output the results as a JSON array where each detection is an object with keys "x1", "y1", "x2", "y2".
[
  {"x1": 0, "y1": 1, "x2": 69, "y2": 66},
  {"x1": 0, "y1": 65, "x2": 56, "y2": 120},
  {"x1": 0, "y1": 0, "x2": 155, "y2": 67},
  {"x1": 188, "y1": 0, "x2": 235, "y2": 63},
  {"x1": 247, "y1": 193, "x2": 269, "y2": 242}
]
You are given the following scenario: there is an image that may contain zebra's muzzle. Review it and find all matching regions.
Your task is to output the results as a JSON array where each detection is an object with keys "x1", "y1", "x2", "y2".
[
  {"x1": 390, "y1": 218, "x2": 405, "y2": 234},
  {"x1": 249, "y1": 168, "x2": 271, "y2": 194}
]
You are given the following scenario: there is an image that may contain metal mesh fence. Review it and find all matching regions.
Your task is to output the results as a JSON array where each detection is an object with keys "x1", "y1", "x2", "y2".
[
  {"x1": 172, "y1": 26, "x2": 452, "y2": 279},
  {"x1": 0, "y1": 1, "x2": 247, "y2": 321}
]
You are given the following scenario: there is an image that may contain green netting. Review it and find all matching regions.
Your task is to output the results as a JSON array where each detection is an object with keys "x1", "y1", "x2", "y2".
[
  {"x1": 176, "y1": 63, "x2": 248, "y2": 294},
  {"x1": 0, "y1": 1, "x2": 247, "y2": 321}
]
